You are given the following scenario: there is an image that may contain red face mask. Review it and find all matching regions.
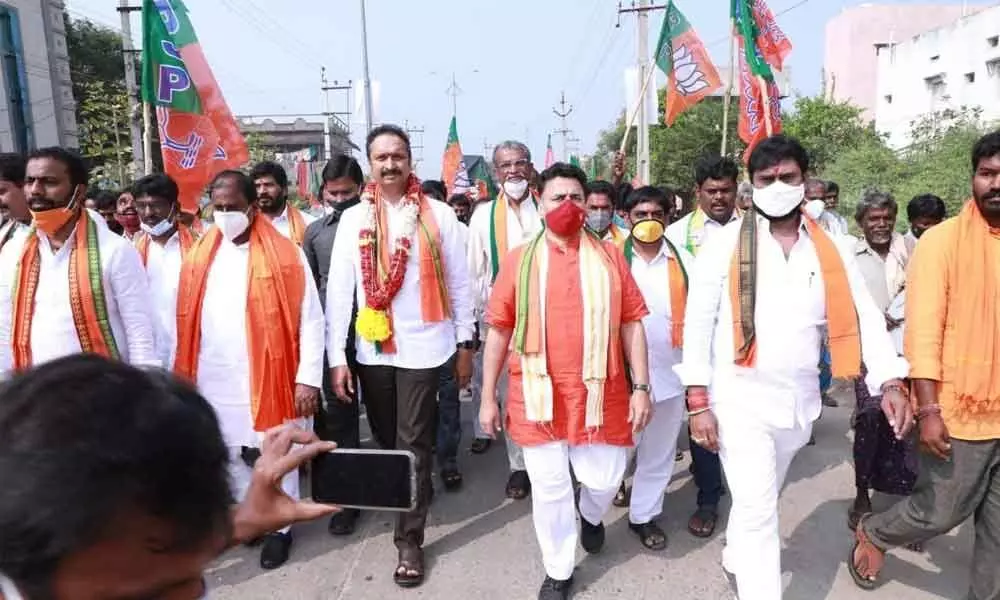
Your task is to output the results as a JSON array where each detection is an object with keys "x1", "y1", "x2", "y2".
[
  {"x1": 544, "y1": 200, "x2": 586, "y2": 237},
  {"x1": 115, "y1": 212, "x2": 141, "y2": 233}
]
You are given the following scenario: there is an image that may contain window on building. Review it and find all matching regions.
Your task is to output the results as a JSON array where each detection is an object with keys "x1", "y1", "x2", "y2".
[
  {"x1": 930, "y1": 54, "x2": 941, "y2": 63},
  {"x1": 989, "y1": 35, "x2": 999, "y2": 48},
  {"x1": 966, "y1": 72, "x2": 976, "y2": 83},
  {"x1": 0, "y1": 6, "x2": 31, "y2": 154},
  {"x1": 884, "y1": 94, "x2": 893, "y2": 105},
  {"x1": 988, "y1": 58, "x2": 1000, "y2": 78},
  {"x1": 926, "y1": 75, "x2": 947, "y2": 110}
]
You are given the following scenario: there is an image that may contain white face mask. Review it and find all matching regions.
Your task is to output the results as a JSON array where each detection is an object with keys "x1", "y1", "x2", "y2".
[
  {"x1": 214, "y1": 210, "x2": 250, "y2": 241},
  {"x1": 803, "y1": 199, "x2": 826, "y2": 221},
  {"x1": 139, "y1": 207, "x2": 176, "y2": 237},
  {"x1": 502, "y1": 179, "x2": 529, "y2": 200},
  {"x1": 753, "y1": 181, "x2": 805, "y2": 219}
]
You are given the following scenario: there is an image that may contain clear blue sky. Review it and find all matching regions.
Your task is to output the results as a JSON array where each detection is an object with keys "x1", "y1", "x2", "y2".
[{"x1": 66, "y1": 0, "x2": 982, "y2": 177}]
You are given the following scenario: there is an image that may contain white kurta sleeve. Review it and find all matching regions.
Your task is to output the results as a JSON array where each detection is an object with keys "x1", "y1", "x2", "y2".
[
  {"x1": 674, "y1": 228, "x2": 732, "y2": 387},
  {"x1": 466, "y1": 205, "x2": 490, "y2": 318},
  {"x1": 439, "y1": 206, "x2": 475, "y2": 343},
  {"x1": 110, "y1": 244, "x2": 159, "y2": 367},
  {"x1": 295, "y1": 248, "x2": 324, "y2": 389},
  {"x1": 0, "y1": 242, "x2": 18, "y2": 375},
  {"x1": 837, "y1": 239, "x2": 910, "y2": 393},
  {"x1": 325, "y1": 207, "x2": 357, "y2": 367}
]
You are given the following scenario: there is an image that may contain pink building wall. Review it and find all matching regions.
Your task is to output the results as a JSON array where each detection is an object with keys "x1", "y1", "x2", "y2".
[{"x1": 824, "y1": 3, "x2": 982, "y2": 122}]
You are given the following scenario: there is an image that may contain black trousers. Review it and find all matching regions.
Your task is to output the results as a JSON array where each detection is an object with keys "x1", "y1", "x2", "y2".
[
  {"x1": 315, "y1": 352, "x2": 360, "y2": 449},
  {"x1": 356, "y1": 363, "x2": 441, "y2": 551}
]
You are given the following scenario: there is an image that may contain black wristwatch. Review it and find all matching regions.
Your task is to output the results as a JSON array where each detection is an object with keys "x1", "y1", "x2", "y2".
[
  {"x1": 457, "y1": 340, "x2": 477, "y2": 350},
  {"x1": 632, "y1": 383, "x2": 651, "y2": 393}
]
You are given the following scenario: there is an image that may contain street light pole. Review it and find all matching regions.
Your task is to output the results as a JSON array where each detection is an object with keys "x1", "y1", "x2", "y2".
[{"x1": 359, "y1": 0, "x2": 374, "y2": 134}]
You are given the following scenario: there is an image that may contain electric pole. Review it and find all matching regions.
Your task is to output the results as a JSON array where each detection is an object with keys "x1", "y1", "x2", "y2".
[
  {"x1": 359, "y1": 0, "x2": 374, "y2": 133},
  {"x1": 445, "y1": 73, "x2": 462, "y2": 118},
  {"x1": 117, "y1": 0, "x2": 144, "y2": 178},
  {"x1": 552, "y1": 91, "x2": 574, "y2": 163},
  {"x1": 618, "y1": 0, "x2": 664, "y2": 185},
  {"x1": 403, "y1": 121, "x2": 425, "y2": 171},
  {"x1": 321, "y1": 67, "x2": 353, "y2": 159}
]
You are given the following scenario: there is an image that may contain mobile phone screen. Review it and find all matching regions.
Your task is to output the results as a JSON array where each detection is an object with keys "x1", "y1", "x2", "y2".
[{"x1": 311, "y1": 449, "x2": 415, "y2": 511}]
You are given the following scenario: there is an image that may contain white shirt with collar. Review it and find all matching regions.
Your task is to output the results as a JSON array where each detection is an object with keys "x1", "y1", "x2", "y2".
[
  {"x1": 852, "y1": 231, "x2": 909, "y2": 314},
  {"x1": 675, "y1": 215, "x2": 908, "y2": 428},
  {"x1": 0, "y1": 219, "x2": 28, "y2": 251},
  {"x1": 818, "y1": 210, "x2": 850, "y2": 237},
  {"x1": 467, "y1": 193, "x2": 542, "y2": 320},
  {"x1": 142, "y1": 229, "x2": 187, "y2": 367},
  {"x1": 269, "y1": 204, "x2": 317, "y2": 240},
  {"x1": 0, "y1": 208, "x2": 158, "y2": 373},
  {"x1": 628, "y1": 239, "x2": 694, "y2": 403},
  {"x1": 666, "y1": 207, "x2": 740, "y2": 257},
  {"x1": 163, "y1": 236, "x2": 325, "y2": 448},
  {"x1": 326, "y1": 196, "x2": 476, "y2": 369}
]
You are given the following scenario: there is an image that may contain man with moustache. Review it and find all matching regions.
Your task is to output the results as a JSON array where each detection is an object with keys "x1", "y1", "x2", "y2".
[
  {"x1": 678, "y1": 135, "x2": 909, "y2": 600},
  {"x1": 251, "y1": 161, "x2": 316, "y2": 245},
  {"x1": 586, "y1": 180, "x2": 628, "y2": 245},
  {"x1": 115, "y1": 187, "x2": 141, "y2": 241},
  {"x1": 903, "y1": 193, "x2": 947, "y2": 253},
  {"x1": 302, "y1": 154, "x2": 365, "y2": 536},
  {"x1": 326, "y1": 125, "x2": 474, "y2": 587},
  {"x1": 804, "y1": 178, "x2": 848, "y2": 236},
  {"x1": 0, "y1": 154, "x2": 30, "y2": 251},
  {"x1": 0, "y1": 147, "x2": 158, "y2": 373},
  {"x1": 85, "y1": 190, "x2": 123, "y2": 235},
  {"x1": 824, "y1": 180, "x2": 850, "y2": 234},
  {"x1": 465, "y1": 139, "x2": 544, "y2": 499}
]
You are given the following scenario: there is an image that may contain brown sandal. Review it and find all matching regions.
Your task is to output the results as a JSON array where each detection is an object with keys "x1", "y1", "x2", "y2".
[
  {"x1": 393, "y1": 547, "x2": 425, "y2": 588},
  {"x1": 612, "y1": 482, "x2": 631, "y2": 507},
  {"x1": 687, "y1": 507, "x2": 718, "y2": 538},
  {"x1": 849, "y1": 516, "x2": 884, "y2": 590}
]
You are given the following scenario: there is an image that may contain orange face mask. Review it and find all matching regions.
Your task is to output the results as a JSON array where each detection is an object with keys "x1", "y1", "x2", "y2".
[{"x1": 31, "y1": 190, "x2": 80, "y2": 237}]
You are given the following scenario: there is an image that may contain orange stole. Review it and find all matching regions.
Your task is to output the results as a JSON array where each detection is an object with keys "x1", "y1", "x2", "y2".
[
  {"x1": 728, "y1": 215, "x2": 860, "y2": 378},
  {"x1": 373, "y1": 193, "x2": 449, "y2": 353},
  {"x1": 173, "y1": 217, "x2": 306, "y2": 431},
  {"x1": 12, "y1": 211, "x2": 118, "y2": 370},
  {"x1": 284, "y1": 204, "x2": 308, "y2": 246},
  {"x1": 134, "y1": 225, "x2": 197, "y2": 266}
]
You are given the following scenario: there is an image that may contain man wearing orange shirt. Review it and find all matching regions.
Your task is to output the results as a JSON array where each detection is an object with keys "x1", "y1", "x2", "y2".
[
  {"x1": 851, "y1": 131, "x2": 1000, "y2": 599},
  {"x1": 479, "y1": 163, "x2": 652, "y2": 600}
]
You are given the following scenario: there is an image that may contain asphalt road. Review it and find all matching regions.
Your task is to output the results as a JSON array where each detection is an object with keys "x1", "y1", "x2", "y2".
[{"x1": 207, "y1": 385, "x2": 973, "y2": 599}]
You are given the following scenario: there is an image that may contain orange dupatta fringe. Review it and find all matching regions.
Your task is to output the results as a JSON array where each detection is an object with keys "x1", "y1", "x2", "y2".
[
  {"x1": 728, "y1": 214, "x2": 860, "y2": 378},
  {"x1": 284, "y1": 204, "x2": 307, "y2": 246},
  {"x1": 12, "y1": 211, "x2": 118, "y2": 370},
  {"x1": 372, "y1": 178, "x2": 449, "y2": 353},
  {"x1": 949, "y1": 200, "x2": 1000, "y2": 413},
  {"x1": 667, "y1": 257, "x2": 686, "y2": 348},
  {"x1": 135, "y1": 224, "x2": 197, "y2": 266},
  {"x1": 173, "y1": 218, "x2": 305, "y2": 431}
]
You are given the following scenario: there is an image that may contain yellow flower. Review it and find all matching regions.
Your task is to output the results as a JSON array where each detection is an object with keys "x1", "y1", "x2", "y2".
[{"x1": 356, "y1": 306, "x2": 392, "y2": 342}]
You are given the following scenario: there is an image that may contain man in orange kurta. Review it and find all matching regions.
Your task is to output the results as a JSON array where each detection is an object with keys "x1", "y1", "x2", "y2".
[
  {"x1": 852, "y1": 131, "x2": 1000, "y2": 599},
  {"x1": 479, "y1": 163, "x2": 651, "y2": 600}
]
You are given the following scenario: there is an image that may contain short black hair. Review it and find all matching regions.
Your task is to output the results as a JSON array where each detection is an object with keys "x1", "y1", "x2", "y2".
[
  {"x1": 420, "y1": 180, "x2": 447, "y2": 202},
  {"x1": 805, "y1": 178, "x2": 827, "y2": 191},
  {"x1": 447, "y1": 193, "x2": 471, "y2": 207},
  {"x1": 322, "y1": 154, "x2": 364, "y2": 186},
  {"x1": 972, "y1": 130, "x2": 1000, "y2": 172},
  {"x1": 366, "y1": 124, "x2": 411, "y2": 160},
  {"x1": 747, "y1": 135, "x2": 810, "y2": 180},
  {"x1": 826, "y1": 180, "x2": 839, "y2": 195},
  {"x1": 615, "y1": 183, "x2": 634, "y2": 211},
  {"x1": 27, "y1": 147, "x2": 88, "y2": 188},
  {"x1": 588, "y1": 180, "x2": 619, "y2": 207},
  {"x1": 624, "y1": 185, "x2": 673, "y2": 214},
  {"x1": 0, "y1": 153, "x2": 25, "y2": 185},
  {"x1": 537, "y1": 162, "x2": 589, "y2": 196},
  {"x1": 907, "y1": 193, "x2": 947, "y2": 222},
  {"x1": 0, "y1": 355, "x2": 232, "y2": 597},
  {"x1": 210, "y1": 169, "x2": 256, "y2": 202},
  {"x1": 250, "y1": 161, "x2": 288, "y2": 189},
  {"x1": 694, "y1": 155, "x2": 739, "y2": 187},
  {"x1": 132, "y1": 173, "x2": 179, "y2": 206},
  {"x1": 91, "y1": 189, "x2": 118, "y2": 211}
]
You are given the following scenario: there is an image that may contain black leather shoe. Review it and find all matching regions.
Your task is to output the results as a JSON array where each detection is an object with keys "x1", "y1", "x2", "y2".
[
  {"x1": 259, "y1": 532, "x2": 293, "y2": 570},
  {"x1": 328, "y1": 509, "x2": 360, "y2": 536},
  {"x1": 579, "y1": 517, "x2": 605, "y2": 554},
  {"x1": 538, "y1": 575, "x2": 573, "y2": 600}
]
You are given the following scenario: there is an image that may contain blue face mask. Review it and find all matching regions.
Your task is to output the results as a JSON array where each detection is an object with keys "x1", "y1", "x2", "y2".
[{"x1": 612, "y1": 213, "x2": 628, "y2": 230}]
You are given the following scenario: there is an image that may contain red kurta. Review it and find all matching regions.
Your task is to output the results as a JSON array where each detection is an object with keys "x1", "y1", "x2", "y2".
[{"x1": 486, "y1": 237, "x2": 648, "y2": 448}]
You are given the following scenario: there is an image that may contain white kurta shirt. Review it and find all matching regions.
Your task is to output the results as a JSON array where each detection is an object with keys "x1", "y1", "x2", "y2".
[
  {"x1": 143, "y1": 230, "x2": 186, "y2": 367},
  {"x1": 0, "y1": 219, "x2": 28, "y2": 251},
  {"x1": 628, "y1": 240, "x2": 694, "y2": 403},
  {"x1": 666, "y1": 208, "x2": 740, "y2": 257},
  {"x1": 270, "y1": 204, "x2": 317, "y2": 239},
  {"x1": 467, "y1": 193, "x2": 542, "y2": 319},
  {"x1": 818, "y1": 210, "x2": 850, "y2": 236},
  {"x1": 326, "y1": 196, "x2": 475, "y2": 369},
  {"x1": 165, "y1": 237, "x2": 324, "y2": 448},
  {"x1": 0, "y1": 209, "x2": 158, "y2": 373},
  {"x1": 675, "y1": 215, "x2": 908, "y2": 429}
]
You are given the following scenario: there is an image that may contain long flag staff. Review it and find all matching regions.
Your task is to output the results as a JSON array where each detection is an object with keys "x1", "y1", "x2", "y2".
[
  {"x1": 759, "y1": 75, "x2": 774, "y2": 136},
  {"x1": 618, "y1": 63, "x2": 658, "y2": 155},
  {"x1": 142, "y1": 102, "x2": 153, "y2": 174}
]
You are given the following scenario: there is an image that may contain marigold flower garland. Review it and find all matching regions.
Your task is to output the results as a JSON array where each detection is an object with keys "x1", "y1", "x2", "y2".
[{"x1": 356, "y1": 175, "x2": 421, "y2": 343}]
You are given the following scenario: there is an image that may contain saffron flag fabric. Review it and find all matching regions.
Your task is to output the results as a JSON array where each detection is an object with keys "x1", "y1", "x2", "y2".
[
  {"x1": 544, "y1": 134, "x2": 555, "y2": 169},
  {"x1": 141, "y1": 0, "x2": 248, "y2": 213},
  {"x1": 732, "y1": 0, "x2": 789, "y2": 160},
  {"x1": 441, "y1": 116, "x2": 472, "y2": 195},
  {"x1": 655, "y1": 1, "x2": 722, "y2": 125}
]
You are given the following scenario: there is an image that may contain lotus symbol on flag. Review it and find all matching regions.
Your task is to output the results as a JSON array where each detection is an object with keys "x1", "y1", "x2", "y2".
[{"x1": 672, "y1": 45, "x2": 711, "y2": 95}]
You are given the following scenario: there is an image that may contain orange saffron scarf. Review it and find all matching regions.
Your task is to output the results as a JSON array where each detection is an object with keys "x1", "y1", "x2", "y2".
[
  {"x1": 173, "y1": 217, "x2": 305, "y2": 432},
  {"x1": 134, "y1": 224, "x2": 197, "y2": 266},
  {"x1": 12, "y1": 210, "x2": 119, "y2": 370},
  {"x1": 281, "y1": 204, "x2": 308, "y2": 246},
  {"x1": 948, "y1": 200, "x2": 1000, "y2": 413},
  {"x1": 729, "y1": 213, "x2": 860, "y2": 378},
  {"x1": 623, "y1": 236, "x2": 687, "y2": 348}
]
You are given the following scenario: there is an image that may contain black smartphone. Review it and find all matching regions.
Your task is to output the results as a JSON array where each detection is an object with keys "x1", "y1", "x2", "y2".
[{"x1": 311, "y1": 448, "x2": 417, "y2": 512}]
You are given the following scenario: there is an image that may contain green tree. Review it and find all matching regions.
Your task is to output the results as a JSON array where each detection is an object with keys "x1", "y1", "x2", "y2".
[{"x1": 782, "y1": 95, "x2": 883, "y2": 174}]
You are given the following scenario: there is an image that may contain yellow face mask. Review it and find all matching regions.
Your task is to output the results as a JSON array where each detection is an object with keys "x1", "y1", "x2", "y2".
[{"x1": 630, "y1": 219, "x2": 665, "y2": 244}]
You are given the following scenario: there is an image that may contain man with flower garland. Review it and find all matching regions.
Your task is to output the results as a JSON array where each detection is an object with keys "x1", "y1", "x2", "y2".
[{"x1": 326, "y1": 124, "x2": 475, "y2": 588}]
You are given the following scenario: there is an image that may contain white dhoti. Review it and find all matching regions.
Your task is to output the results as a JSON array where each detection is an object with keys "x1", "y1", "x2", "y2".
[
  {"x1": 522, "y1": 442, "x2": 627, "y2": 580},
  {"x1": 715, "y1": 398, "x2": 812, "y2": 600},
  {"x1": 471, "y1": 351, "x2": 525, "y2": 471},
  {"x1": 629, "y1": 394, "x2": 686, "y2": 524}
]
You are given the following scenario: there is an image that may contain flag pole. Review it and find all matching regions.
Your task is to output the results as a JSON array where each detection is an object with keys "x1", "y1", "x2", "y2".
[
  {"x1": 619, "y1": 63, "x2": 658, "y2": 155},
  {"x1": 758, "y1": 75, "x2": 774, "y2": 136},
  {"x1": 721, "y1": 27, "x2": 736, "y2": 156},
  {"x1": 142, "y1": 102, "x2": 153, "y2": 174}
]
